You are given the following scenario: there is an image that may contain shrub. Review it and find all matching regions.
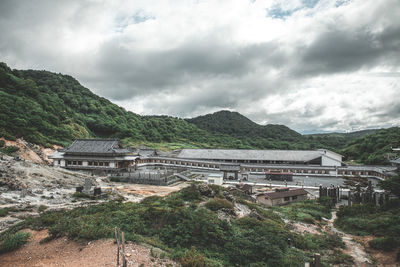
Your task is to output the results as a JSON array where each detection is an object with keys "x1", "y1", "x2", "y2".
[
  {"x1": 369, "y1": 237, "x2": 398, "y2": 251},
  {"x1": 109, "y1": 177, "x2": 121, "y2": 182},
  {"x1": 1, "y1": 146, "x2": 19, "y2": 155},
  {"x1": 0, "y1": 208, "x2": 8, "y2": 217},
  {"x1": 179, "y1": 247, "x2": 206, "y2": 267},
  {"x1": 204, "y1": 198, "x2": 233, "y2": 211},
  {"x1": 0, "y1": 140, "x2": 4, "y2": 147},
  {"x1": 38, "y1": 205, "x2": 48, "y2": 213},
  {"x1": 180, "y1": 184, "x2": 201, "y2": 201},
  {"x1": 326, "y1": 248, "x2": 354, "y2": 265},
  {"x1": 72, "y1": 192, "x2": 93, "y2": 199},
  {"x1": 0, "y1": 232, "x2": 31, "y2": 254}
]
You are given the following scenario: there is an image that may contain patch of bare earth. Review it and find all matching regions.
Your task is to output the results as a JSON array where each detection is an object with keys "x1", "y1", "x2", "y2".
[
  {"x1": 353, "y1": 236, "x2": 400, "y2": 267},
  {"x1": 114, "y1": 183, "x2": 188, "y2": 202},
  {"x1": 0, "y1": 229, "x2": 179, "y2": 267}
]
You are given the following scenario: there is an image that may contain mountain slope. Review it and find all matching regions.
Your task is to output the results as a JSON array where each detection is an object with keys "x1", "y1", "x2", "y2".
[
  {"x1": 187, "y1": 110, "x2": 301, "y2": 141},
  {"x1": 0, "y1": 62, "x2": 240, "y2": 147},
  {"x1": 340, "y1": 127, "x2": 400, "y2": 165},
  {"x1": 304, "y1": 129, "x2": 378, "y2": 150}
]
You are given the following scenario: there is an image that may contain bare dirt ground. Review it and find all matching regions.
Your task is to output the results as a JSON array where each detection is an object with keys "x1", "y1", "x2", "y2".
[
  {"x1": 0, "y1": 229, "x2": 179, "y2": 267},
  {"x1": 111, "y1": 183, "x2": 188, "y2": 202},
  {"x1": 0, "y1": 138, "x2": 59, "y2": 164}
]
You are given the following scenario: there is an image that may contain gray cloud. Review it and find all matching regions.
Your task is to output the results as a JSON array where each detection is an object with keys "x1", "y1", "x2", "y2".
[{"x1": 0, "y1": 0, "x2": 399, "y2": 133}]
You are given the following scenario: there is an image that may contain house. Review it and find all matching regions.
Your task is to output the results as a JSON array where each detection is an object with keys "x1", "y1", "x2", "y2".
[
  {"x1": 256, "y1": 188, "x2": 308, "y2": 206},
  {"x1": 49, "y1": 139, "x2": 136, "y2": 172}
]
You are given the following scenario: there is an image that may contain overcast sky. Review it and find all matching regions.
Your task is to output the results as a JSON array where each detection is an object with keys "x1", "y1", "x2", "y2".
[{"x1": 0, "y1": 0, "x2": 399, "y2": 133}]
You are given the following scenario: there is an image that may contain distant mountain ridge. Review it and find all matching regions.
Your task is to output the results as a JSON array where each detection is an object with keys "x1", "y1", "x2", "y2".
[
  {"x1": 187, "y1": 110, "x2": 301, "y2": 141},
  {"x1": 0, "y1": 62, "x2": 398, "y2": 165}
]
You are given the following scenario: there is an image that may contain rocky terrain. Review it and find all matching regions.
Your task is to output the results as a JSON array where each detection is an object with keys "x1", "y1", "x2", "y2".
[{"x1": 0, "y1": 139, "x2": 187, "y2": 234}]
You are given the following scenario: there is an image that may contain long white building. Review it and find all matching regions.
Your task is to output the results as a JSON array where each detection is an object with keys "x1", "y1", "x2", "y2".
[{"x1": 177, "y1": 148, "x2": 343, "y2": 167}]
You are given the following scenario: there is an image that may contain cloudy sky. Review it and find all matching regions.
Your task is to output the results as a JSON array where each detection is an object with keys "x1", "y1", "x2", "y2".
[{"x1": 0, "y1": 0, "x2": 399, "y2": 133}]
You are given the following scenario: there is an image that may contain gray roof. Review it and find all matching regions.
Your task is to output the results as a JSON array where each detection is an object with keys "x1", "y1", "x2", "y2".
[
  {"x1": 64, "y1": 139, "x2": 131, "y2": 154},
  {"x1": 263, "y1": 188, "x2": 308, "y2": 200},
  {"x1": 390, "y1": 157, "x2": 400, "y2": 164},
  {"x1": 178, "y1": 149, "x2": 326, "y2": 162}
]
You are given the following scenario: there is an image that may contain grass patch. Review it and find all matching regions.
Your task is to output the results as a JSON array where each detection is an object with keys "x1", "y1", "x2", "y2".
[
  {"x1": 335, "y1": 200, "x2": 400, "y2": 251},
  {"x1": 0, "y1": 145, "x2": 19, "y2": 155},
  {"x1": 0, "y1": 232, "x2": 31, "y2": 254},
  {"x1": 0, "y1": 208, "x2": 9, "y2": 217},
  {"x1": 204, "y1": 198, "x2": 234, "y2": 211},
  {"x1": 272, "y1": 199, "x2": 332, "y2": 223}
]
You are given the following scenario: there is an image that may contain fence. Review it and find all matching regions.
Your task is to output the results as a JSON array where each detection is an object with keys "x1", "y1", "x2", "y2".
[{"x1": 115, "y1": 227, "x2": 127, "y2": 267}]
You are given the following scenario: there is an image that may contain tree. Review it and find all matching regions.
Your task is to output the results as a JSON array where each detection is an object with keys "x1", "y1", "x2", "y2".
[{"x1": 379, "y1": 174, "x2": 400, "y2": 197}]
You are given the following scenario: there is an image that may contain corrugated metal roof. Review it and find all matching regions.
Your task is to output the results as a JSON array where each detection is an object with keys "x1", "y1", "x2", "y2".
[
  {"x1": 263, "y1": 188, "x2": 308, "y2": 199},
  {"x1": 178, "y1": 149, "x2": 324, "y2": 162},
  {"x1": 390, "y1": 157, "x2": 400, "y2": 164},
  {"x1": 64, "y1": 139, "x2": 130, "y2": 154}
]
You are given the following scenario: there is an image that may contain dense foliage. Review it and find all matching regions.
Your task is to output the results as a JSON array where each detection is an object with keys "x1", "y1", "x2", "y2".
[
  {"x1": 335, "y1": 200, "x2": 400, "y2": 251},
  {"x1": 379, "y1": 174, "x2": 400, "y2": 197},
  {"x1": 0, "y1": 62, "x2": 241, "y2": 148},
  {"x1": 0, "y1": 232, "x2": 30, "y2": 254},
  {"x1": 187, "y1": 110, "x2": 310, "y2": 150},
  {"x1": 339, "y1": 127, "x2": 400, "y2": 165},
  {"x1": 1, "y1": 185, "x2": 345, "y2": 266}
]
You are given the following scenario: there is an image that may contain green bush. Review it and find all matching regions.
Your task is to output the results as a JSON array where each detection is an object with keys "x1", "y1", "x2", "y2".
[
  {"x1": 204, "y1": 198, "x2": 234, "y2": 211},
  {"x1": 369, "y1": 237, "x2": 398, "y2": 251},
  {"x1": 0, "y1": 208, "x2": 8, "y2": 217},
  {"x1": 1, "y1": 146, "x2": 19, "y2": 155},
  {"x1": 0, "y1": 232, "x2": 31, "y2": 254},
  {"x1": 0, "y1": 140, "x2": 4, "y2": 147},
  {"x1": 180, "y1": 184, "x2": 201, "y2": 201},
  {"x1": 72, "y1": 192, "x2": 93, "y2": 199},
  {"x1": 38, "y1": 205, "x2": 48, "y2": 213},
  {"x1": 179, "y1": 247, "x2": 207, "y2": 267}
]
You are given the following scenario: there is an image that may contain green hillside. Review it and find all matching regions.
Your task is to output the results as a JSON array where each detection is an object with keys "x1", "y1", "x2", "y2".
[
  {"x1": 0, "y1": 62, "x2": 398, "y2": 164},
  {"x1": 340, "y1": 127, "x2": 400, "y2": 165},
  {"x1": 0, "y1": 62, "x2": 242, "y2": 148},
  {"x1": 0, "y1": 62, "x2": 311, "y2": 150},
  {"x1": 304, "y1": 129, "x2": 377, "y2": 151},
  {"x1": 186, "y1": 110, "x2": 318, "y2": 150},
  {"x1": 187, "y1": 110, "x2": 301, "y2": 141}
]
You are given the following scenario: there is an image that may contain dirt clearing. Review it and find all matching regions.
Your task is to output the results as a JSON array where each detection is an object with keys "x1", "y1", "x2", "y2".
[{"x1": 0, "y1": 229, "x2": 179, "y2": 267}]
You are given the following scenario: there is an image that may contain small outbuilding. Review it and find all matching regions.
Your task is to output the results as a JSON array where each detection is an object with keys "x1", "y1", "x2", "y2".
[
  {"x1": 235, "y1": 183, "x2": 253, "y2": 195},
  {"x1": 256, "y1": 188, "x2": 308, "y2": 206},
  {"x1": 207, "y1": 173, "x2": 223, "y2": 185}
]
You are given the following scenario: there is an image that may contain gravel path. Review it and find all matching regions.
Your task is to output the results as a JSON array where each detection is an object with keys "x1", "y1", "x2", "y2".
[{"x1": 328, "y1": 210, "x2": 372, "y2": 266}]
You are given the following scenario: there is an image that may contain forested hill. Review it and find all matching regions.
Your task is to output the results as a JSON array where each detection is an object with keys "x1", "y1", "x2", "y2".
[
  {"x1": 0, "y1": 62, "x2": 240, "y2": 148},
  {"x1": 0, "y1": 62, "x2": 398, "y2": 165},
  {"x1": 0, "y1": 62, "x2": 312, "y2": 150},
  {"x1": 187, "y1": 110, "x2": 301, "y2": 141}
]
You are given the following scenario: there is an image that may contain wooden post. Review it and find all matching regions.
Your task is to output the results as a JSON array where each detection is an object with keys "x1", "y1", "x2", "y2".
[
  {"x1": 122, "y1": 231, "x2": 127, "y2": 267},
  {"x1": 314, "y1": 253, "x2": 321, "y2": 267},
  {"x1": 115, "y1": 227, "x2": 120, "y2": 266}
]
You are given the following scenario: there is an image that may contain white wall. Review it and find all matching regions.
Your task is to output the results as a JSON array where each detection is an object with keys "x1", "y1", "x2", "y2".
[{"x1": 321, "y1": 156, "x2": 341, "y2": 166}]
